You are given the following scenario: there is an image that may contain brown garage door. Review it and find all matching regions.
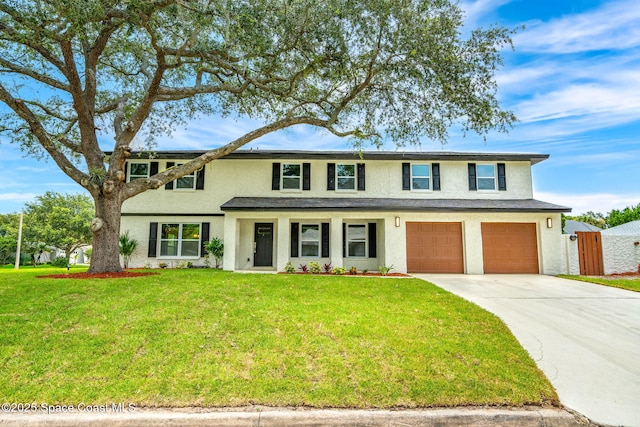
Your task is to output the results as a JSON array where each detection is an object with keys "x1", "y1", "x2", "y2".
[
  {"x1": 481, "y1": 223, "x2": 539, "y2": 274},
  {"x1": 406, "y1": 222, "x2": 464, "y2": 273}
]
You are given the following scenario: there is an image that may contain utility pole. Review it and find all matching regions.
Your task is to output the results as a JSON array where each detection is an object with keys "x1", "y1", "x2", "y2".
[{"x1": 14, "y1": 212, "x2": 23, "y2": 270}]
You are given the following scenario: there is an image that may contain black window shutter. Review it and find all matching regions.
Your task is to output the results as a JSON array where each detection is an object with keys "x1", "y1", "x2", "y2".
[
  {"x1": 150, "y1": 161, "x2": 159, "y2": 176},
  {"x1": 165, "y1": 162, "x2": 175, "y2": 190},
  {"x1": 124, "y1": 161, "x2": 128, "y2": 182},
  {"x1": 302, "y1": 163, "x2": 311, "y2": 191},
  {"x1": 368, "y1": 223, "x2": 377, "y2": 258},
  {"x1": 200, "y1": 222, "x2": 210, "y2": 257},
  {"x1": 402, "y1": 163, "x2": 410, "y2": 190},
  {"x1": 148, "y1": 222, "x2": 158, "y2": 257},
  {"x1": 290, "y1": 222, "x2": 299, "y2": 257},
  {"x1": 321, "y1": 223, "x2": 330, "y2": 258},
  {"x1": 357, "y1": 163, "x2": 365, "y2": 191},
  {"x1": 432, "y1": 163, "x2": 441, "y2": 191},
  {"x1": 468, "y1": 163, "x2": 477, "y2": 191},
  {"x1": 497, "y1": 163, "x2": 506, "y2": 191},
  {"x1": 196, "y1": 166, "x2": 205, "y2": 190},
  {"x1": 272, "y1": 163, "x2": 280, "y2": 190},
  {"x1": 327, "y1": 163, "x2": 335, "y2": 190},
  {"x1": 342, "y1": 223, "x2": 346, "y2": 257}
]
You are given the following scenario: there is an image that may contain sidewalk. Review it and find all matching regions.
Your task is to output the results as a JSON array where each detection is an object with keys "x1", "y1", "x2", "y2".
[{"x1": 0, "y1": 406, "x2": 587, "y2": 426}]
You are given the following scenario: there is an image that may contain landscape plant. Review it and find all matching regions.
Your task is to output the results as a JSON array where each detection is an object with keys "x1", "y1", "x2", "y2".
[
  {"x1": 0, "y1": 1, "x2": 517, "y2": 273},
  {"x1": 204, "y1": 237, "x2": 224, "y2": 268},
  {"x1": 308, "y1": 261, "x2": 321, "y2": 274},
  {"x1": 118, "y1": 231, "x2": 138, "y2": 269}
]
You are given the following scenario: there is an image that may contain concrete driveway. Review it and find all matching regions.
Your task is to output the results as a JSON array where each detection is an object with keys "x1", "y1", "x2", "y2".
[{"x1": 415, "y1": 274, "x2": 640, "y2": 427}]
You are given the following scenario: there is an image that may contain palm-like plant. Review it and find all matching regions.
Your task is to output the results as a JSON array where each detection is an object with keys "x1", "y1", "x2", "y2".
[{"x1": 119, "y1": 231, "x2": 138, "y2": 269}]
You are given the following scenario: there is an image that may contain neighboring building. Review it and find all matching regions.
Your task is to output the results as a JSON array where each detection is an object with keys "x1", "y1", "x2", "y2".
[
  {"x1": 600, "y1": 221, "x2": 640, "y2": 274},
  {"x1": 563, "y1": 219, "x2": 601, "y2": 234},
  {"x1": 120, "y1": 150, "x2": 570, "y2": 274}
]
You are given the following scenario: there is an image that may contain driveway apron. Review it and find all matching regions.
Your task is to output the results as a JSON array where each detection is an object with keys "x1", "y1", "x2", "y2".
[{"x1": 415, "y1": 274, "x2": 640, "y2": 427}]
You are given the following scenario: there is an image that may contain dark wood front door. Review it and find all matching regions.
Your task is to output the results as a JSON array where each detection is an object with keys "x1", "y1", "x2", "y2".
[{"x1": 254, "y1": 223, "x2": 274, "y2": 267}]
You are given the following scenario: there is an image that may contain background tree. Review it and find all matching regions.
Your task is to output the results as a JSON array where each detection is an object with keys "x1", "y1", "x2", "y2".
[
  {"x1": 24, "y1": 192, "x2": 93, "y2": 267},
  {"x1": 607, "y1": 203, "x2": 640, "y2": 228},
  {"x1": 566, "y1": 211, "x2": 608, "y2": 229},
  {"x1": 0, "y1": 0, "x2": 516, "y2": 273}
]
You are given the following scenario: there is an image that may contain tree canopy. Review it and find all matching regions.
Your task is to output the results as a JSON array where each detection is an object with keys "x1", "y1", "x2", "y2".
[
  {"x1": 24, "y1": 192, "x2": 94, "y2": 265},
  {"x1": 0, "y1": 0, "x2": 517, "y2": 272}
]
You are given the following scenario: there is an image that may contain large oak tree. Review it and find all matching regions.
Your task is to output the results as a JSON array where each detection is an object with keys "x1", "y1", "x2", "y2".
[{"x1": 0, "y1": 0, "x2": 516, "y2": 273}]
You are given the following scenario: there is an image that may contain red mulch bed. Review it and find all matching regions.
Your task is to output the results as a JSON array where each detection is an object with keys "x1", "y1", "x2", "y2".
[{"x1": 36, "y1": 271, "x2": 158, "y2": 280}]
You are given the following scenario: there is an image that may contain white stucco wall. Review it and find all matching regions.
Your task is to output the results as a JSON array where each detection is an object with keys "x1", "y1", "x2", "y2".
[
  {"x1": 602, "y1": 235, "x2": 640, "y2": 275},
  {"x1": 560, "y1": 235, "x2": 581, "y2": 275},
  {"x1": 122, "y1": 158, "x2": 535, "y2": 214},
  {"x1": 221, "y1": 211, "x2": 563, "y2": 275}
]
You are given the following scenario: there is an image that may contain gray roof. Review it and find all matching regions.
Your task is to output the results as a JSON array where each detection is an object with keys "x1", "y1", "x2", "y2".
[
  {"x1": 601, "y1": 220, "x2": 640, "y2": 235},
  {"x1": 564, "y1": 219, "x2": 601, "y2": 234},
  {"x1": 220, "y1": 197, "x2": 571, "y2": 212},
  {"x1": 125, "y1": 149, "x2": 550, "y2": 164}
]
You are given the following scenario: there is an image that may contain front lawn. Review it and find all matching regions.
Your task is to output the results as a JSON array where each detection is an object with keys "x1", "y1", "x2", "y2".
[
  {"x1": 0, "y1": 268, "x2": 557, "y2": 408},
  {"x1": 558, "y1": 275, "x2": 640, "y2": 293}
]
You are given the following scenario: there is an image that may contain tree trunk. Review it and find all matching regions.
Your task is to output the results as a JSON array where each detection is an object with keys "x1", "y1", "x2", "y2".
[{"x1": 88, "y1": 193, "x2": 123, "y2": 273}]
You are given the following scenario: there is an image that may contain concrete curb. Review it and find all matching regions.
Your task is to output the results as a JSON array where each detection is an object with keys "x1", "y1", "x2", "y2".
[{"x1": 0, "y1": 406, "x2": 589, "y2": 426}]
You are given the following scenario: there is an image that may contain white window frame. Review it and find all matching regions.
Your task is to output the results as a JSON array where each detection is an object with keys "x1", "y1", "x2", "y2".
[
  {"x1": 281, "y1": 163, "x2": 302, "y2": 191},
  {"x1": 174, "y1": 163, "x2": 197, "y2": 190},
  {"x1": 336, "y1": 163, "x2": 357, "y2": 191},
  {"x1": 410, "y1": 163, "x2": 431, "y2": 191},
  {"x1": 476, "y1": 164, "x2": 497, "y2": 191},
  {"x1": 159, "y1": 223, "x2": 201, "y2": 258},
  {"x1": 346, "y1": 223, "x2": 367, "y2": 258},
  {"x1": 300, "y1": 223, "x2": 320, "y2": 257},
  {"x1": 127, "y1": 162, "x2": 150, "y2": 182}
]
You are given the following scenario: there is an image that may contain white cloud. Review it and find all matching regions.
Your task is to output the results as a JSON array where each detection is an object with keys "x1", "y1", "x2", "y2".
[
  {"x1": 459, "y1": 0, "x2": 512, "y2": 28},
  {"x1": 515, "y1": 0, "x2": 640, "y2": 53},
  {"x1": 0, "y1": 192, "x2": 38, "y2": 202},
  {"x1": 535, "y1": 191, "x2": 640, "y2": 215}
]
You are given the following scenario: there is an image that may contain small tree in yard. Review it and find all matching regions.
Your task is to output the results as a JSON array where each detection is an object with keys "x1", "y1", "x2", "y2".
[
  {"x1": 119, "y1": 231, "x2": 138, "y2": 269},
  {"x1": 24, "y1": 192, "x2": 93, "y2": 268},
  {"x1": 205, "y1": 237, "x2": 224, "y2": 269},
  {"x1": 0, "y1": 1, "x2": 516, "y2": 273}
]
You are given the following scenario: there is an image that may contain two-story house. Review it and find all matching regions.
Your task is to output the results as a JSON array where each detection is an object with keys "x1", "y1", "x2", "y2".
[{"x1": 120, "y1": 150, "x2": 571, "y2": 274}]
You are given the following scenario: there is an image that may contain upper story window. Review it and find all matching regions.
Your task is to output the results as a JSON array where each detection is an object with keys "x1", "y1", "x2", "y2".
[
  {"x1": 328, "y1": 163, "x2": 365, "y2": 191},
  {"x1": 282, "y1": 163, "x2": 301, "y2": 190},
  {"x1": 468, "y1": 163, "x2": 506, "y2": 191},
  {"x1": 164, "y1": 162, "x2": 205, "y2": 191},
  {"x1": 337, "y1": 164, "x2": 356, "y2": 190},
  {"x1": 272, "y1": 163, "x2": 310, "y2": 191},
  {"x1": 402, "y1": 162, "x2": 440, "y2": 191},
  {"x1": 411, "y1": 164, "x2": 431, "y2": 190},
  {"x1": 128, "y1": 162, "x2": 149, "y2": 182},
  {"x1": 175, "y1": 163, "x2": 196, "y2": 190},
  {"x1": 160, "y1": 223, "x2": 201, "y2": 257},
  {"x1": 476, "y1": 164, "x2": 496, "y2": 190}
]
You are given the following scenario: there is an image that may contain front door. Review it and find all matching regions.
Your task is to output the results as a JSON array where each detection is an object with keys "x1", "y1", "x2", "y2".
[{"x1": 254, "y1": 223, "x2": 274, "y2": 267}]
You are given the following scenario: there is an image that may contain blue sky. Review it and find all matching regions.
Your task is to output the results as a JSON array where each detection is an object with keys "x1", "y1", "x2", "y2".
[{"x1": 1, "y1": 0, "x2": 639, "y2": 215}]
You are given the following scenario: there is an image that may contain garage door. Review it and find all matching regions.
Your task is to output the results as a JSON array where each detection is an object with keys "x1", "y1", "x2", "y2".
[
  {"x1": 481, "y1": 223, "x2": 539, "y2": 273},
  {"x1": 406, "y1": 222, "x2": 464, "y2": 273}
]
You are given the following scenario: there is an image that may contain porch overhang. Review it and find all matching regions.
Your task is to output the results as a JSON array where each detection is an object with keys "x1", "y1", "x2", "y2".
[{"x1": 220, "y1": 197, "x2": 571, "y2": 213}]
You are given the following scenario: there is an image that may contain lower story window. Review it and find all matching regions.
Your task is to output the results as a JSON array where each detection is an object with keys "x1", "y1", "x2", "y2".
[
  {"x1": 300, "y1": 224, "x2": 320, "y2": 256},
  {"x1": 160, "y1": 223, "x2": 201, "y2": 257},
  {"x1": 347, "y1": 224, "x2": 367, "y2": 257}
]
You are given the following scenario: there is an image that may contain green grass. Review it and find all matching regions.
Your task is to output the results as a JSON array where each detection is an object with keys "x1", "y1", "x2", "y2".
[
  {"x1": 558, "y1": 275, "x2": 640, "y2": 293},
  {"x1": 0, "y1": 268, "x2": 557, "y2": 408}
]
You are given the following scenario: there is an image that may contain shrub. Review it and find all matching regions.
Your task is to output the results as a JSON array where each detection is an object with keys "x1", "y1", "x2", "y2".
[
  {"x1": 284, "y1": 262, "x2": 296, "y2": 273},
  {"x1": 308, "y1": 261, "x2": 321, "y2": 274},
  {"x1": 332, "y1": 266, "x2": 347, "y2": 275},
  {"x1": 119, "y1": 231, "x2": 138, "y2": 269},
  {"x1": 51, "y1": 256, "x2": 67, "y2": 268},
  {"x1": 299, "y1": 264, "x2": 309, "y2": 273},
  {"x1": 349, "y1": 266, "x2": 358, "y2": 275},
  {"x1": 378, "y1": 264, "x2": 394, "y2": 276},
  {"x1": 323, "y1": 262, "x2": 332, "y2": 273},
  {"x1": 204, "y1": 237, "x2": 224, "y2": 268}
]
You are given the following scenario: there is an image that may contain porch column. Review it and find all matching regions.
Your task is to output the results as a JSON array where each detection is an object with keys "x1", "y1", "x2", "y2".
[
  {"x1": 276, "y1": 216, "x2": 289, "y2": 272},
  {"x1": 330, "y1": 216, "x2": 343, "y2": 268},
  {"x1": 465, "y1": 220, "x2": 483, "y2": 274},
  {"x1": 222, "y1": 214, "x2": 237, "y2": 271},
  {"x1": 384, "y1": 216, "x2": 407, "y2": 273}
]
